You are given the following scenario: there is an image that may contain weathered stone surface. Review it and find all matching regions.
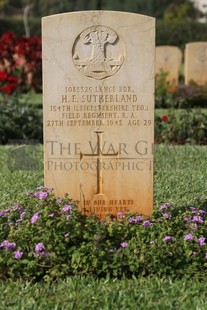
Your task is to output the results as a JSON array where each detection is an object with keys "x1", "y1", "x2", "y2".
[
  {"x1": 156, "y1": 46, "x2": 182, "y2": 85},
  {"x1": 42, "y1": 11, "x2": 155, "y2": 219},
  {"x1": 185, "y1": 42, "x2": 207, "y2": 85}
]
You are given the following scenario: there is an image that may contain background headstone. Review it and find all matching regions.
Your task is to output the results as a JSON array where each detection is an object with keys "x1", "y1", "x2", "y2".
[
  {"x1": 185, "y1": 42, "x2": 207, "y2": 85},
  {"x1": 42, "y1": 11, "x2": 155, "y2": 219},
  {"x1": 155, "y1": 46, "x2": 182, "y2": 85}
]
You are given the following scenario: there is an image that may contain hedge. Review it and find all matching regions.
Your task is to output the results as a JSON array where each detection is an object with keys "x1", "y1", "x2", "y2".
[{"x1": 1, "y1": 18, "x2": 207, "y2": 49}]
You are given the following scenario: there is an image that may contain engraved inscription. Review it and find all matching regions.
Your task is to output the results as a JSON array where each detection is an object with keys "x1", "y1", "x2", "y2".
[
  {"x1": 45, "y1": 84, "x2": 151, "y2": 128},
  {"x1": 73, "y1": 26, "x2": 125, "y2": 80}
]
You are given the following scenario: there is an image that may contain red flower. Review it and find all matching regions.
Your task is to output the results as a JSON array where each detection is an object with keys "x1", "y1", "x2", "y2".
[
  {"x1": 0, "y1": 70, "x2": 18, "y2": 95},
  {"x1": 161, "y1": 115, "x2": 168, "y2": 122},
  {"x1": 0, "y1": 71, "x2": 8, "y2": 80}
]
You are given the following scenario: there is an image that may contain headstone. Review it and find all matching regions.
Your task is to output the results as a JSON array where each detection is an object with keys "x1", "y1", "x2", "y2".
[
  {"x1": 42, "y1": 11, "x2": 155, "y2": 220},
  {"x1": 155, "y1": 46, "x2": 182, "y2": 85},
  {"x1": 185, "y1": 42, "x2": 207, "y2": 85}
]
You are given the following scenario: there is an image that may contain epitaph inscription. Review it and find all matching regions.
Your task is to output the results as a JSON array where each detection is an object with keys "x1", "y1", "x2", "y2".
[{"x1": 42, "y1": 11, "x2": 155, "y2": 219}]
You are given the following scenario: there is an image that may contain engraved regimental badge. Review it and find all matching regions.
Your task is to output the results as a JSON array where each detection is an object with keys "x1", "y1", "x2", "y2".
[{"x1": 72, "y1": 26, "x2": 125, "y2": 80}]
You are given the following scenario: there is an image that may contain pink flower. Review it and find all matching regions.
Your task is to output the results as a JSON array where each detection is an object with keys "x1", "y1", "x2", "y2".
[
  {"x1": 0, "y1": 240, "x2": 16, "y2": 250},
  {"x1": 31, "y1": 212, "x2": 39, "y2": 224},
  {"x1": 34, "y1": 191, "x2": 48, "y2": 199},
  {"x1": 62, "y1": 205, "x2": 72, "y2": 212},
  {"x1": 14, "y1": 250, "x2": 23, "y2": 259},
  {"x1": 117, "y1": 212, "x2": 125, "y2": 219},
  {"x1": 120, "y1": 242, "x2": 128, "y2": 248},
  {"x1": 197, "y1": 237, "x2": 206, "y2": 246},
  {"x1": 163, "y1": 236, "x2": 173, "y2": 242}
]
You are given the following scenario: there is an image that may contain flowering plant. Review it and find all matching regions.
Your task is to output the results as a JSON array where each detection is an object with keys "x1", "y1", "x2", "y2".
[
  {"x1": 155, "y1": 109, "x2": 207, "y2": 144},
  {"x1": 0, "y1": 188, "x2": 207, "y2": 281},
  {"x1": 0, "y1": 32, "x2": 42, "y2": 93},
  {"x1": 0, "y1": 70, "x2": 19, "y2": 101}
]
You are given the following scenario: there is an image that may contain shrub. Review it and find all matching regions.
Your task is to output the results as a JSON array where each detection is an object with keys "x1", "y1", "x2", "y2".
[
  {"x1": 155, "y1": 109, "x2": 207, "y2": 144},
  {"x1": 156, "y1": 20, "x2": 207, "y2": 50},
  {"x1": 0, "y1": 18, "x2": 41, "y2": 37},
  {"x1": 0, "y1": 95, "x2": 42, "y2": 144},
  {"x1": 0, "y1": 187, "x2": 207, "y2": 281},
  {"x1": 155, "y1": 71, "x2": 176, "y2": 108},
  {"x1": 155, "y1": 72, "x2": 207, "y2": 109}
]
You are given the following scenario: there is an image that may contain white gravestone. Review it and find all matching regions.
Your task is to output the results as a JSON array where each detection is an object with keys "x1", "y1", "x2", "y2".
[{"x1": 42, "y1": 11, "x2": 155, "y2": 220}]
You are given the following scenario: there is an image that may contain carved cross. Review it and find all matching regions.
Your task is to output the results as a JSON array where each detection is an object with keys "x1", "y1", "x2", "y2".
[{"x1": 80, "y1": 131, "x2": 118, "y2": 194}]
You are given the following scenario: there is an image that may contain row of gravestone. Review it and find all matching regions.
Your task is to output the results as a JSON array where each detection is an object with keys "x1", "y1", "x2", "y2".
[{"x1": 156, "y1": 43, "x2": 207, "y2": 85}]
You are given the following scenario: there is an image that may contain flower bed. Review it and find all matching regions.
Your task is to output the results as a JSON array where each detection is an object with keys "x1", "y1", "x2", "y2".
[
  {"x1": 0, "y1": 32, "x2": 41, "y2": 93},
  {"x1": 0, "y1": 187, "x2": 206, "y2": 281}
]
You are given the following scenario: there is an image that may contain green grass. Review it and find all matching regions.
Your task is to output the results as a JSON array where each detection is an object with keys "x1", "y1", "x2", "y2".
[
  {"x1": 0, "y1": 144, "x2": 206, "y2": 208},
  {"x1": 0, "y1": 144, "x2": 207, "y2": 309},
  {"x1": 1, "y1": 277, "x2": 207, "y2": 310}
]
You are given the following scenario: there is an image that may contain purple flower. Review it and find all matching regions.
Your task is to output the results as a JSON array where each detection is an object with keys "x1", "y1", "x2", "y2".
[
  {"x1": 163, "y1": 236, "x2": 173, "y2": 242},
  {"x1": 190, "y1": 207, "x2": 197, "y2": 214},
  {"x1": 20, "y1": 211, "x2": 26, "y2": 220},
  {"x1": 160, "y1": 203, "x2": 171, "y2": 210},
  {"x1": 197, "y1": 237, "x2": 206, "y2": 246},
  {"x1": 192, "y1": 216, "x2": 203, "y2": 224},
  {"x1": 205, "y1": 253, "x2": 207, "y2": 259},
  {"x1": 183, "y1": 216, "x2": 191, "y2": 222},
  {"x1": 120, "y1": 242, "x2": 128, "y2": 248},
  {"x1": 34, "y1": 191, "x2": 48, "y2": 199},
  {"x1": 35, "y1": 242, "x2": 45, "y2": 254},
  {"x1": 62, "y1": 205, "x2": 72, "y2": 212},
  {"x1": 129, "y1": 217, "x2": 136, "y2": 223},
  {"x1": 49, "y1": 213, "x2": 54, "y2": 217},
  {"x1": 64, "y1": 233, "x2": 70, "y2": 238},
  {"x1": 143, "y1": 220, "x2": 152, "y2": 228},
  {"x1": 117, "y1": 212, "x2": 125, "y2": 219},
  {"x1": 0, "y1": 240, "x2": 16, "y2": 250},
  {"x1": 12, "y1": 205, "x2": 20, "y2": 211},
  {"x1": 0, "y1": 209, "x2": 10, "y2": 217},
  {"x1": 31, "y1": 212, "x2": 39, "y2": 224},
  {"x1": 35, "y1": 242, "x2": 49, "y2": 257},
  {"x1": 184, "y1": 234, "x2": 194, "y2": 241},
  {"x1": 162, "y1": 213, "x2": 172, "y2": 220},
  {"x1": 129, "y1": 215, "x2": 142, "y2": 223},
  {"x1": 56, "y1": 198, "x2": 63, "y2": 204},
  {"x1": 7, "y1": 242, "x2": 16, "y2": 250},
  {"x1": 14, "y1": 250, "x2": 23, "y2": 259},
  {"x1": 135, "y1": 215, "x2": 142, "y2": 222},
  {"x1": 199, "y1": 209, "x2": 206, "y2": 215}
]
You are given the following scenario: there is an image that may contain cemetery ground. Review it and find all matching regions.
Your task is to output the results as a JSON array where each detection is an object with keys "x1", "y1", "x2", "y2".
[{"x1": 0, "y1": 144, "x2": 207, "y2": 309}]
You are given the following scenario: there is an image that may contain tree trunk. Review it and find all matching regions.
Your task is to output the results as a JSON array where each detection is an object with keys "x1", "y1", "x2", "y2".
[{"x1": 23, "y1": 3, "x2": 34, "y2": 38}]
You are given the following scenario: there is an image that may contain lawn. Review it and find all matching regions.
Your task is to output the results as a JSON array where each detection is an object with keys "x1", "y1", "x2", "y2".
[
  {"x1": 1, "y1": 277, "x2": 207, "y2": 309},
  {"x1": 0, "y1": 144, "x2": 207, "y2": 309}
]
